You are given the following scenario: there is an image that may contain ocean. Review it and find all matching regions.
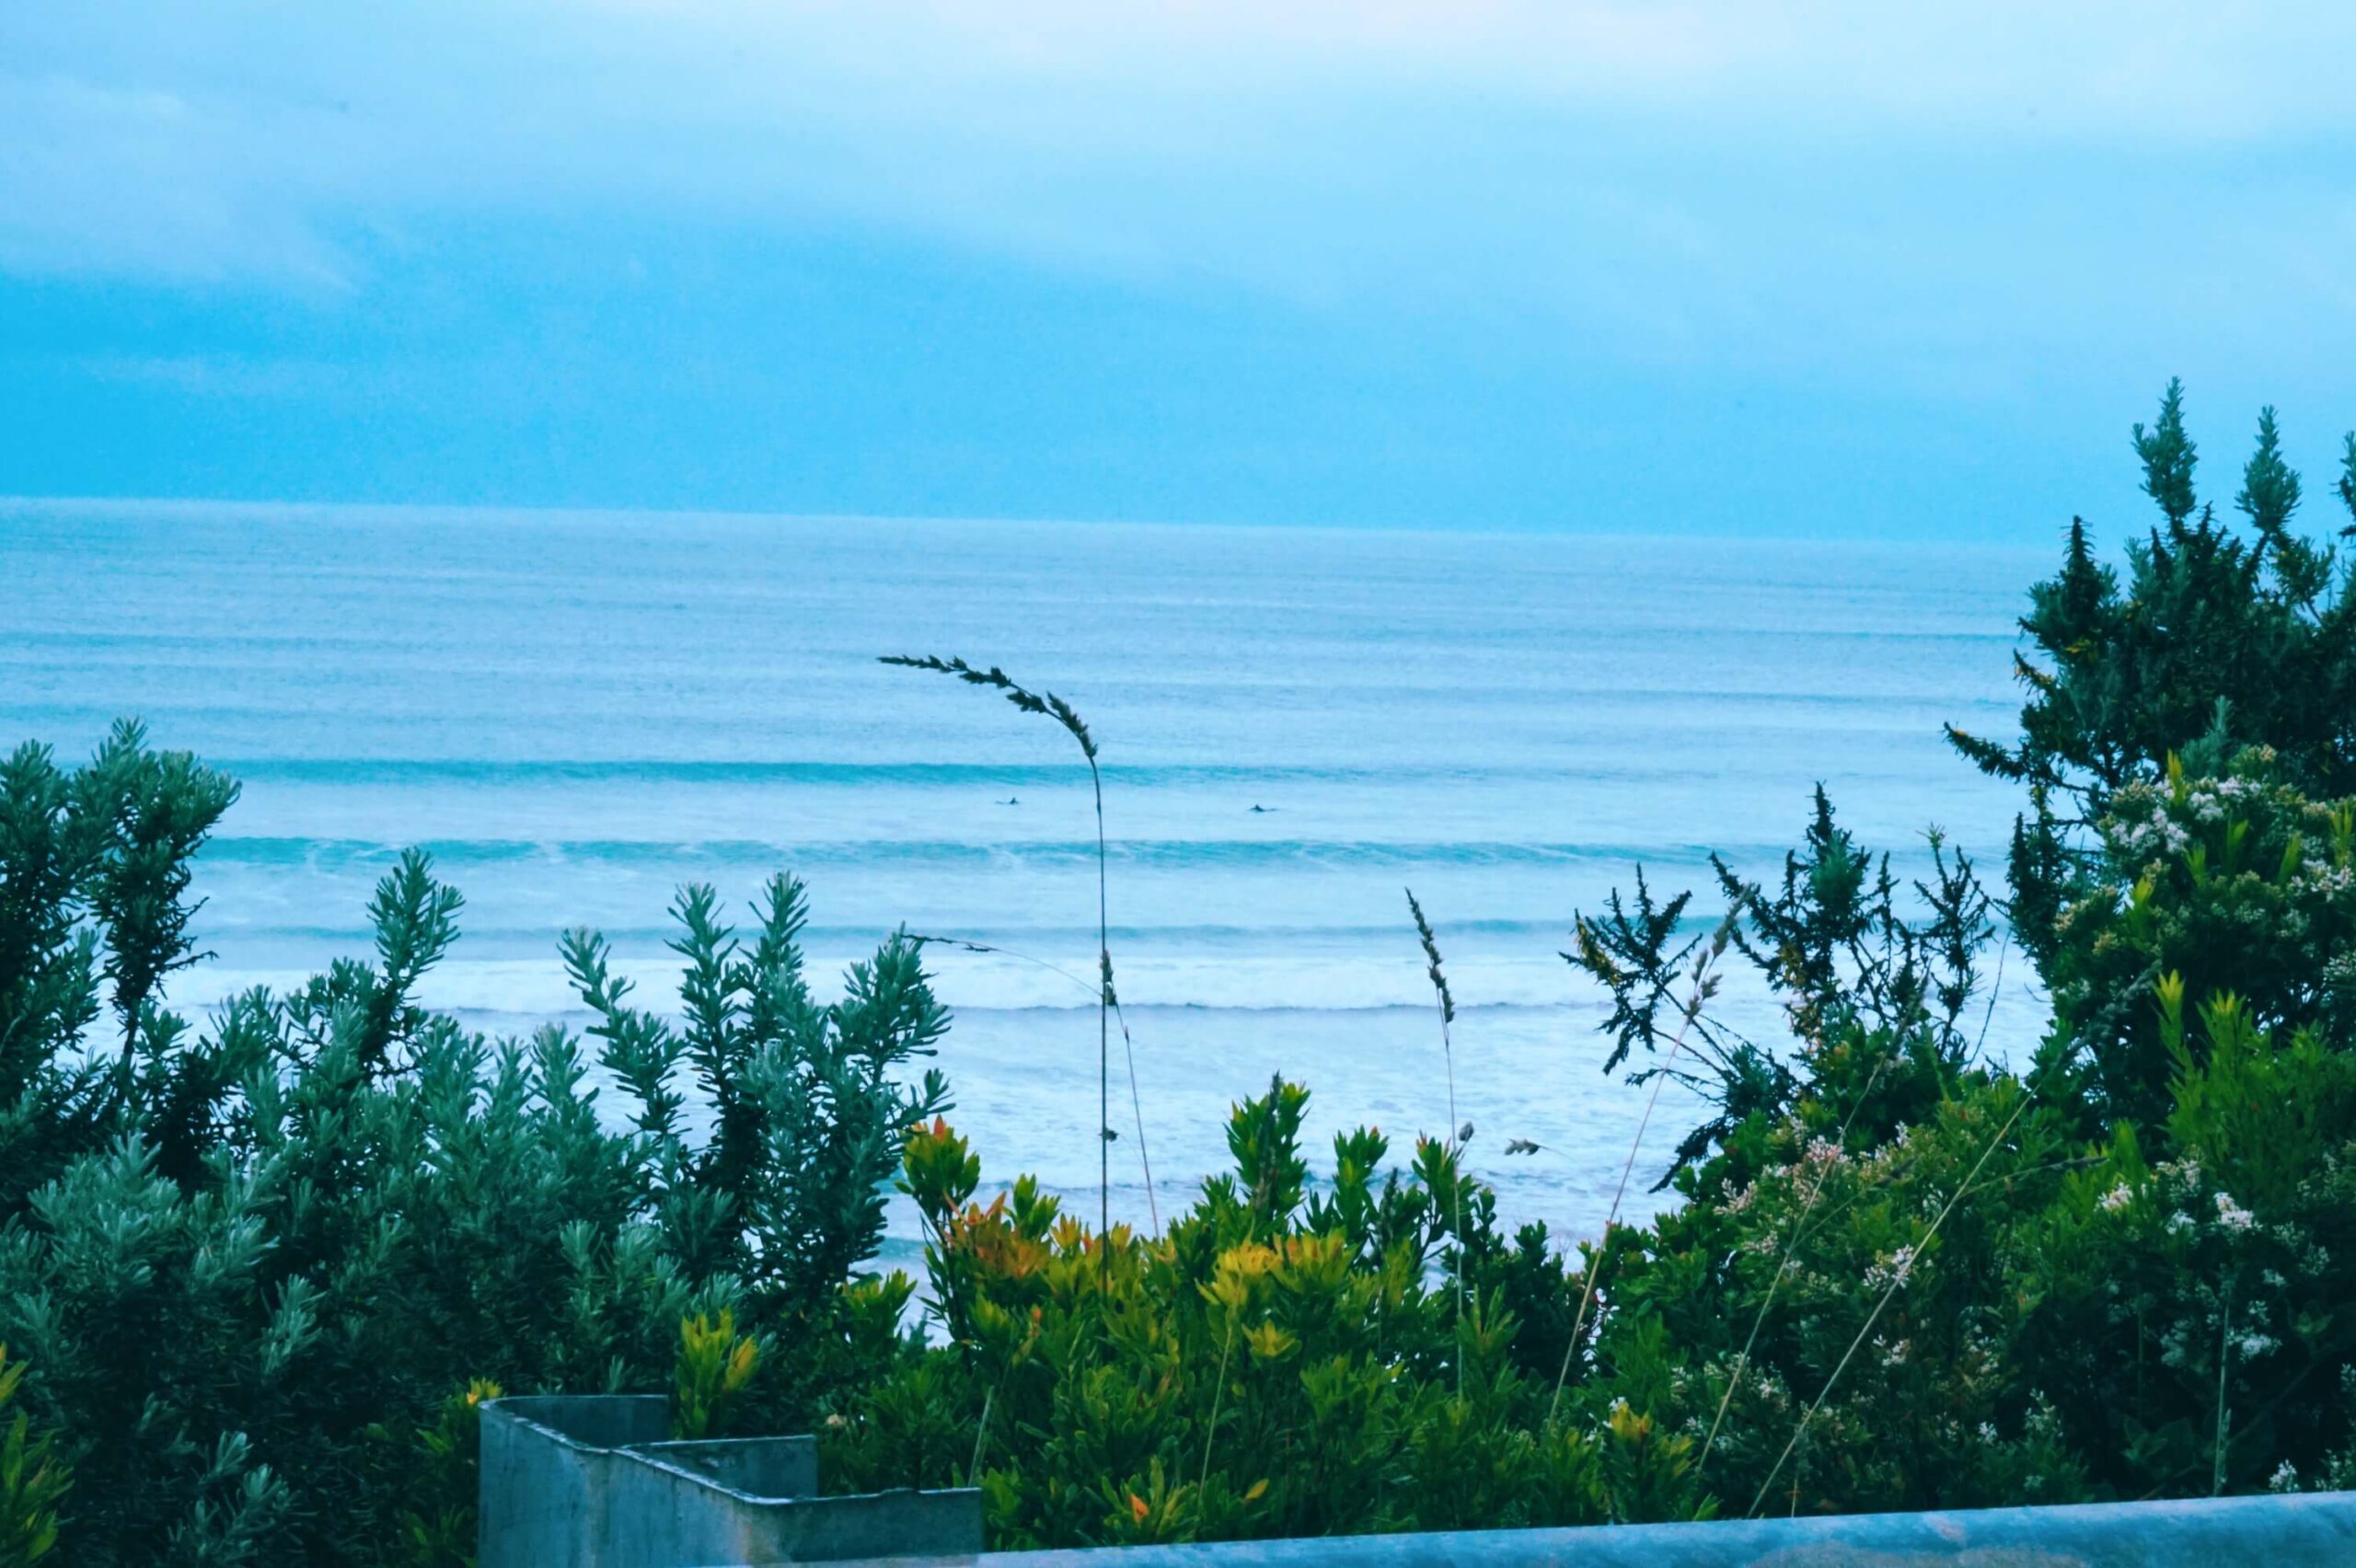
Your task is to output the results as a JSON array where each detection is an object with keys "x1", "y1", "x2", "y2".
[{"x1": 1, "y1": 501, "x2": 2055, "y2": 1250}]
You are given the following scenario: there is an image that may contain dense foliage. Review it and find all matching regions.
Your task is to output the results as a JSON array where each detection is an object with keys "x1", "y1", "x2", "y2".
[
  {"x1": 830, "y1": 385, "x2": 2356, "y2": 1533},
  {"x1": 826, "y1": 754, "x2": 2356, "y2": 1536},
  {"x1": 825, "y1": 1090, "x2": 1706, "y2": 1544},
  {"x1": 4, "y1": 385, "x2": 2355, "y2": 1559},
  {"x1": 0, "y1": 725, "x2": 946, "y2": 1563},
  {"x1": 1, "y1": 1343, "x2": 67, "y2": 1564},
  {"x1": 1947, "y1": 381, "x2": 2356, "y2": 1012},
  {"x1": 1544, "y1": 386, "x2": 2356, "y2": 1512}
]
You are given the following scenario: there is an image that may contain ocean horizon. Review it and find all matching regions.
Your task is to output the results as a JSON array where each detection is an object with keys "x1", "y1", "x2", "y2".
[{"x1": 3, "y1": 498, "x2": 2055, "y2": 1246}]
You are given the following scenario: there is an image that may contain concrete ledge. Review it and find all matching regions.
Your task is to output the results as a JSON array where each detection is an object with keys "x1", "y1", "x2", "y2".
[
  {"x1": 987, "y1": 1491, "x2": 2356, "y2": 1568},
  {"x1": 479, "y1": 1395, "x2": 983, "y2": 1568},
  {"x1": 479, "y1": 1398, "x2": 2356, "y2": 1568}
]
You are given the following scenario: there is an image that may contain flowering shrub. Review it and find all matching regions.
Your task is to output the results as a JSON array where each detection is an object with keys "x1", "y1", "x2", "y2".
[
  {"x1": 1544, "y1": 388, "x2": 2356, "y2": 1519},
  {"x1": 1601, "y1": 975, "x2": 2356, "y2": 1516},
  {"x1": 2050, "y1": 748, "x2": 2356, "y2": 1125},
  {"x1": 824, "y1": 1094, "x2": 1711, "y2": 1545}
]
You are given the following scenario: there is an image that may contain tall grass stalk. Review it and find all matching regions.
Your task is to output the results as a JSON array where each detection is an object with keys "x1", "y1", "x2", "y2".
[
  {"x1": 1743, "y1": 1078, "x2": 2042, "y2": 1517},
  {"x1": 1696, "y1": 1048, "x2": 1893, "y2": 1477},
  {"x1": 1547, "y1": 917, "x2": 1729, "y2": 1430},
  {"x1": 912, "y1": 931, "x2": 1159, "y2": 1230},
  {"x1": 883, "y1": 655, "x2": 1119, "y2": 1240},
  {"x1": 1404, "y1": 889, "x2": 1464, "y2": 1396},
  {"x1": 969, "y1": 1384, "x2": 995, "y2": 1489},
  {"x1": 2212, "y1": 1277, "x2": 2235, "y2": 1496},
  {"x1": 1700, "y1": 946, "x2": 2014, "y2": 1477},
  {"x1": 1198, "y1": 1317, "x2": 1237, "y2": 1499}
]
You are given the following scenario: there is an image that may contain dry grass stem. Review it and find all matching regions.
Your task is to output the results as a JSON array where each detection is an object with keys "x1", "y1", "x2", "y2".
[
  {"x1": 909, "y1": 931, "x2": 1160, "y2": 1230},
  {"x1": 1547, "y1": 918, "x2": 1730, "y2": 1429},
  {"x1": 1696, "y1": 1046, "x2": 1894, "y2": 1477},
  {"x1": 883, "y1": 655, "x2": 1122, "y2": 1242},
  {"x1": 1743, "y1": 1077, "x2": 2043, "y2": 1517},
  {"x1": 1199, "y1": 1316, "x2": 1237, "y2": 1499},
  {"x1": 1405, "y1": 888, "x2": 1466, "y2": 1396}
]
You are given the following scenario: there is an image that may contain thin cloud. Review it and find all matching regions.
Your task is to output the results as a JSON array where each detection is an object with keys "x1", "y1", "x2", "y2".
[{"x1": 6, "y1": 2, "x2": 2353, "y2": 289}]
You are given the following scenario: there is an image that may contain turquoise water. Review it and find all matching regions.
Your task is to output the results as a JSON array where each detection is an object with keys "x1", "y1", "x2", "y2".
[{"x1": 1, "y1": 500, "x2": 2052, "y2": 1240}]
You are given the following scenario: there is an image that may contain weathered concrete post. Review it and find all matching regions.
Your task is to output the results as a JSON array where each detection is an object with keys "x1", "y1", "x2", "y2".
[{"x1": 479, "y1": 1394, "x2": 982, "y2": 1568}]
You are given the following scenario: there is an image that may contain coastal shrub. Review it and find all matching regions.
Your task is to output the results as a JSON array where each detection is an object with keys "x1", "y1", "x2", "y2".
[
  {"x1": 2042, "y1": 744, "x2": 2356, "y2": 1129},
  {"x1": 0, "y1": 729, "x2": 947, "y2": 1564},
  {"x1": 363, "y1": 1380, "x2": 500, "y2": 1568},
  {"x1": 1947, "y1": 381, "x2": 2356, "y2": 980},
  {"x1": 1546, "y1": 385, "x2": 2356, "y2": 1516},
  {"x1": 1567, "y1": 790, "x2": 1993, "y2": 1183},
  {"x1": 673, "y1": 1311, "x2": 762, "y2": 1442},
  {"x1": 825, "y1": 1088, "x2": 1709, "y2": 1545},
  {"x1": 1, "y1": 1343, "x2": 67, "y2": 1565},
  {"x1": 831, "y1": 767, "x2": 2356, "y2": 1535},
  {"x1": 827, "y1": 948, "x2": 2354, "y2": 1533},
  {"x1": 1576, "y1": 962, "x2": 2356, "y2": 1512}
]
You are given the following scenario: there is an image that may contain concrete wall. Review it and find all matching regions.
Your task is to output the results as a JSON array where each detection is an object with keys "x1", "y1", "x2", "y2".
[
  {"x1": 989, "y1": 1491, "x2": 2356, "y2": 1568},
  {"x1": 479, "y1": 1395, "x2": 983, "y2": 1568},
  {"x1": 481, "y1": 1396, "x2": 2356, "y2": 1568}
]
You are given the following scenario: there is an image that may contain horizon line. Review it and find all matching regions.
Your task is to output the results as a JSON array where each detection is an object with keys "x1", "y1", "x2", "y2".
[{"x1": 0, "y1": 491, "x2": 2065, "y2": 552}]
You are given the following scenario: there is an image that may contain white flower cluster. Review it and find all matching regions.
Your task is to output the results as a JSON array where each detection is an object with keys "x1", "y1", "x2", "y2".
[
  {"x1": 2114, "y1": 804, "x2": 2194, "y2": 859},
  {"x1": 2293, "y1": 860, "x2": 2354, "y2": 896},
  {"x1": 2184, "y1": 777, "x2": 2257, "y2": 824},
  {"x1": 2213, "y1": 1192, "x2": 2256, "y2": 1231},
  {"x1": 1863, "y1": 1243, "x2": 1919, "y2": 1293}
]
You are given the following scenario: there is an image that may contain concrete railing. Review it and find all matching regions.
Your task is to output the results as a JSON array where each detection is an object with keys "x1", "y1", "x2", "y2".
[
  {"x1": 994, "y1": 1491, "x2": 2356, "y2": 1568},
  {"x1": 478, "y1": 1395, "x2": 982, "y2": 1568},
  {"x1": 480, "y1": 1397, "x2": 2356, "y2": 1567}
]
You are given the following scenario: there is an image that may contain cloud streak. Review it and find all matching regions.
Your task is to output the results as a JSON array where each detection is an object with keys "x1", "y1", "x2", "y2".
[{"x1": 6, "y1": 1, "x2": 2354, "y2": 291}]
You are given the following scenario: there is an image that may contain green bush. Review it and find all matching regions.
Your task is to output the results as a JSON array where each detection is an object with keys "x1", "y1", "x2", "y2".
[
  {"x1": 830, "y1": 759, "x2": 2356, "y2": 1531},
  {"x1": 825, "y1": 1096, "x2": 1707, "y2": 1545},
  {"x1": 1949, "y1": 381, "x2": 2356, "y2": 997},
  {"x1": 0, "y1": 730, "x2": 946, "y2": 1564},
  {"x1": 2046, "y1": 747, "x2": 2356, "y2": 1126},
  {"x1": 1, "y1": 1343, "x2": 68, "y2": 1566}
]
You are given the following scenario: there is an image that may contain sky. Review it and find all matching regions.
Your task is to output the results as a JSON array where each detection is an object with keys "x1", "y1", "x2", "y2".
[{"x1": 5, "y1": 2, "x2": 2354, "y2": 537}]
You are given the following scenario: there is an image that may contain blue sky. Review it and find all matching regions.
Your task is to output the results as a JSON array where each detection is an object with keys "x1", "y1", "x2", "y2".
[{"x1": 5, "y1": 3, "x2": 2353, "y2": 536}]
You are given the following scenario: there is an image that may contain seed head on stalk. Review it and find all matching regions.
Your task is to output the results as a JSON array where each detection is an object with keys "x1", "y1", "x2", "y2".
[
  {"x1": 1405, "y1": 888, "x2": 1467, "y2": 1396},
  {"x1": 881, "y1": 654, "x2": 1136, "y2": 1245}
]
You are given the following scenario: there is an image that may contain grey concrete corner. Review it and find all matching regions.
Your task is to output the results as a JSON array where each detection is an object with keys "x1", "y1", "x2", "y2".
[{"x1": 479, "y1": 1394, "x2": 982, "y2": 1568}]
